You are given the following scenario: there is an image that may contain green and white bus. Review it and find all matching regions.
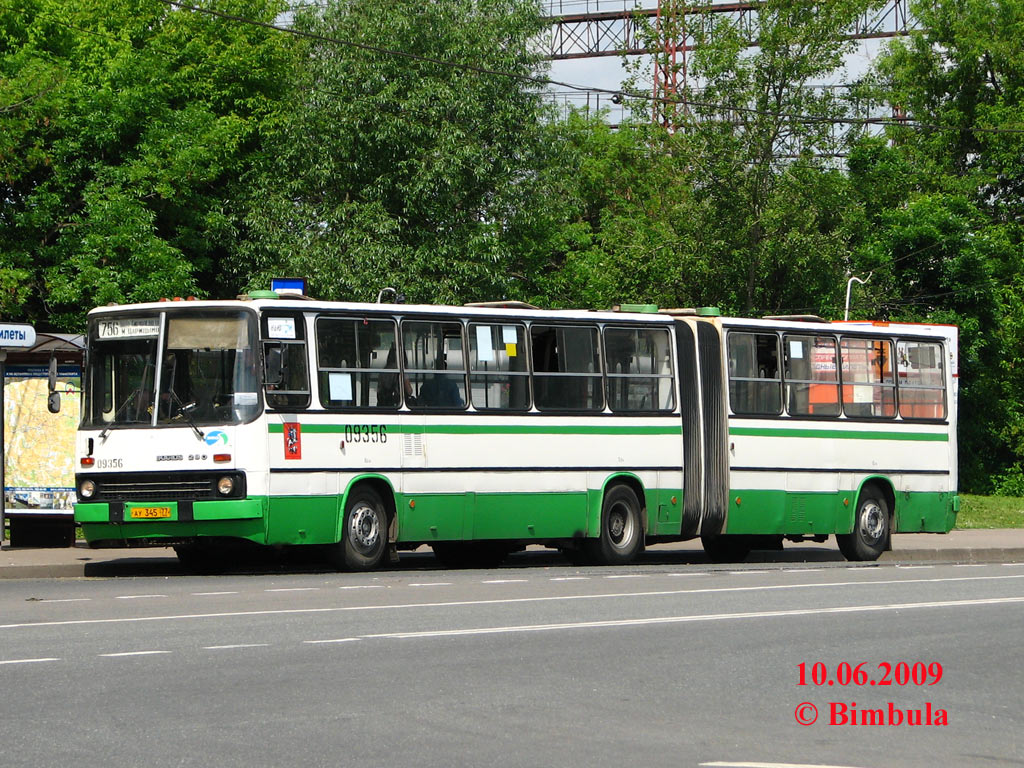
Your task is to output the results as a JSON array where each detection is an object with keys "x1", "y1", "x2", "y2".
[{"x1": 71, "y1": 294, "x2": 958, "y2": 569}]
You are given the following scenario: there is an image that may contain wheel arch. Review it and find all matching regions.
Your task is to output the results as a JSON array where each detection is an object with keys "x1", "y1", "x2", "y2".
[
  {"x1": 596, "y1": 473, "x2": 648, "y2": 537},
  {"x1": 339, "y1": 474, "x2": 397, "y2": 544},
  {"x1": 853, "y1": 476, "x2": 896, "y2": 538}
]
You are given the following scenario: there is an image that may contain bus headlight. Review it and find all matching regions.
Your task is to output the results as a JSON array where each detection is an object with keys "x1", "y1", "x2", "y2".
[
  {"x1": 216, "y1": 476, "x2": 235, "y2": 496},
  {"x1": 79, "y1": 479, "x2": 97, "y2": 499}
]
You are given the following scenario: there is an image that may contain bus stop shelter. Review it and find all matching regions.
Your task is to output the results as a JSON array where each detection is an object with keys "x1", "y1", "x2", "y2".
[{"x1": 2, "y1": 331, "x2": 84, "y2": 547}]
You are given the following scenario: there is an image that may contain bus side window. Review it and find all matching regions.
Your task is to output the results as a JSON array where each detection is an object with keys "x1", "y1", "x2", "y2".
[
  {"x1": 840, "y1": 337, "x2": 895, "y2": 418},
  {"x1": 468, "y1": 323, "x2": 529, "y2": 410},
  {"x1": 402, "y1": 320, "x2": 467, "y2": 409},
  {"x1": 263, "y1": 341, "x2": 310, "y2": 409},
  {"x1": 315, "y1": 317, "x2": 400, "y2": 409},
  {"x1": 783, "y1": 335, "x2": 839, "y2": 417},
  {"x1": 604, "y1": 326, "x2": 674, "y2": 412},
  {"x1": 530, "y1": 324, "x2": 602, "y2": 411},
  {"x1": 728, "y1": 332, "x2": 781, "y2": 415}
]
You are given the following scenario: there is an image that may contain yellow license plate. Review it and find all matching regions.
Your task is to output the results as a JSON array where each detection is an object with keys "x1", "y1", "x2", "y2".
[{"x1": 129, "y1": 506, "x2": 172, "y2": 519}]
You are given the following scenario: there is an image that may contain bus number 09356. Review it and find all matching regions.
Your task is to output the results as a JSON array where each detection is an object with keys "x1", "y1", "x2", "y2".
[{"x1": 344, "y1": 424, "x2": 388, "y2": 444}]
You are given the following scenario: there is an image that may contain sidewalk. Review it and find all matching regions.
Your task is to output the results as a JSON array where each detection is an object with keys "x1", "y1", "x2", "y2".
[{"x1": 3, "y1": 529, "x2": 1024, "y2": 579}]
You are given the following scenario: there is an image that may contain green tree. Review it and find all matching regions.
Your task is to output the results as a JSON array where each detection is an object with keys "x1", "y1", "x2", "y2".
[
  {"x1": 0, "y1": 0, "x2": 297, "y2": 329},
  {"x1": 615, "y1": 0, "x2": 878, "y2": 315},
  {"x1": 866, "y1": 0, "x2": 1024, "y2": 491},
  {"x1": 234, "y1": 0, "x2": 557, "y2": 305}
]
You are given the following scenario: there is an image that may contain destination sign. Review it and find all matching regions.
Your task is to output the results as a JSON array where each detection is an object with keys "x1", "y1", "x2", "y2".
[
  {"x1": 96, "y1": 317, "x2": 160, "y2": 340},
  {"x1": 0, "y1": 323, "x2": 36, "y2": 349}
]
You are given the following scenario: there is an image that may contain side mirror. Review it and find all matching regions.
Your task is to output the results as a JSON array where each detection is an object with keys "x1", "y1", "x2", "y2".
[
  {"x1": 47, "y1": 391, "x2": 61, "y2": 414},
  {"x1": 264, "y1": 345, "x2": 284, "y2": 386},
  {"x1": 48, "y1": 356, "x2": 58, "y2": 392}
]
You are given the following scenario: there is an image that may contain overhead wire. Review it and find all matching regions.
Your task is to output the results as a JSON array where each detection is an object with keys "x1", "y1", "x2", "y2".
[{"x1": 154, "y1": 0, "x2": 1024, "y2": 137}]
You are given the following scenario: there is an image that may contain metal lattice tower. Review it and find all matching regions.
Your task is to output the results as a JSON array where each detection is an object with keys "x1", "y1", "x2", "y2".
[{"x1": 544, "y1": 0, "x2": 914, "y2": 128}]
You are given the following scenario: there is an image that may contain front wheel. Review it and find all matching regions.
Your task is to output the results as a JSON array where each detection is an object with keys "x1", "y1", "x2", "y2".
[
  {"x1": 584, "y1": 485, "x2": 644, "y2": 565},
  {"x1": 336, "y1": 487, "x2": 389, "y2": 571},
  {"x1": 837, "y1": 490, "x2": 890, "y2": 562}
]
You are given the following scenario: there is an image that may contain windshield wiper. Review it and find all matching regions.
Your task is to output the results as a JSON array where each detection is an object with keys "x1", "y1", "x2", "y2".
[
  {"x1": 99, "y1": 389, "x2": 145, "y2": 441},
  {"x1": 164, "y1": 389, "x2": 206, "y2": 442}
]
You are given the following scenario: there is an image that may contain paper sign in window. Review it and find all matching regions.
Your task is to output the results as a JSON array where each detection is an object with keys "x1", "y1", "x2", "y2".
[
  {"x1": 329, "y1": 372, "x2": 353, "y2": 401},
  {"x1": 267, "y1": 317, "x2": 296, "y2": 339},
  {"x1": 476, "y1": 325, "x2": 495, "y2": 362}
]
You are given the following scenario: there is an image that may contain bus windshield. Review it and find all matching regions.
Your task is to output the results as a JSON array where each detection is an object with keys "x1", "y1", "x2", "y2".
[{"x1": 83, "y1": 310, "x2": 260, "y2": 428}]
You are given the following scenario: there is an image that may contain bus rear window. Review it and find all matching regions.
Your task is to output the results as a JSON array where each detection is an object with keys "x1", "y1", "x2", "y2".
[{"x1": 897, "y1": 340, "x2": 945, "y2": 420}]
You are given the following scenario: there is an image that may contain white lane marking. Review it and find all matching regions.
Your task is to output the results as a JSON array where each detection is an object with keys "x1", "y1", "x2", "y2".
[
  {"x1": 100, "y1": 651, "x2": 171, "y2": 657},
  {"x1": 482, "y1": 579, "x2": 528, "y2": 584},
  {"x1": 729, "y1": 570, "x2": 768, "y2": 575},
  {"x1": 364, "y1": 596, "x2": 1024, "y2": 640},
  {"x1": 702, "y1": 762, "x2": 868, "y2": 768},
  {"x1": 409, "y1": 582, "x2": 452, "y2": 587},
  {"x1": 115, "y1": 595, "x2": 167, "y2": 600},
  {"x1": 37, "y1": 598, "x2": 91, "y2": 603},
  {"x1": 303, "y1": 638, "x2": 359, "y2": 645},
  {"x1": 339, "y1": 585, "x2": 385, "y2": 590},
  {"x1": 0, "y1": 657, "x2": 60, "y2": 665},
  {"x1": 265, "y1": 588, "x2": 320, "y2": 593},
  {"x1": 550, "y1": 577, "x2": 589, "y2": 581},
  {"x1": 896, "y1": 565, "x2": 934, "y2": 570},
  {"x1": 1003, "y1": 563, "x2": 1024, "y2": 567},
  {"x1": 783, "y1": 568, "x2": 822, "y2": 573},
  {"x1": 605, "y1": 574, "x2": 647, "y2": 579},
  {"x1": 203, "y1": 644, "x2": 270, "y2": 650},
  {"x1": 192, "y1": 591, "x2": 240, "y2": 596},
  {"x1": 665, "y1": 573, "x2": 707, "y2": 577},
  {"x1": 955, "y1": 564, "x2": 988, "y2": 568},
  {"x1": 4, "y1": 573, "x2": 1022, "y2": 631}
]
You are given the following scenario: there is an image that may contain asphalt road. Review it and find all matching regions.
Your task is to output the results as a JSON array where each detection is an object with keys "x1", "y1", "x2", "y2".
[{"x1": 1, "y1": 560, "x2": 1022, "y2": 768}]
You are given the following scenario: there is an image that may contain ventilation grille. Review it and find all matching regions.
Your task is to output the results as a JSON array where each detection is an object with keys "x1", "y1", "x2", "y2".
[{"x1": 403, "y1": 433, "x2": 423, "y2": 457}]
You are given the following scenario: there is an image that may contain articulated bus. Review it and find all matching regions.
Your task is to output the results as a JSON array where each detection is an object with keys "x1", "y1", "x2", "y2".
[{"x1": 70, "y1": 294, "x2": 958, "y2": 569}]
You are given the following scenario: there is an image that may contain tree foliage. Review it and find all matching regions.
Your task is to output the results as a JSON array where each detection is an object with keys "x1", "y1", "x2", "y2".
[
  {"x1": 0, "y1": 0, "x2": 297, "y2": 329},
  {"x1": 233, "y1": 0, "x2": 556, "y2": 304},
  {"x1": 865, "y1": 0, "x2": 1024, "y2": 491}
]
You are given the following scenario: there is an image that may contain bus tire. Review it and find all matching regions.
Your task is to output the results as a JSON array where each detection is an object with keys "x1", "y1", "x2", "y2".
[
  {"x1": 700, "y1": 534, "x2": 751, "y2": 564},
  {"x1": 338, "y1": 486, "x2": 389, "y2": 571},
  {"x1": 837, "y1": 490, "x2": 889, "y2": 562},
  {"x1": 585, "y1": 485, "x2": 643, "y2": 565}
]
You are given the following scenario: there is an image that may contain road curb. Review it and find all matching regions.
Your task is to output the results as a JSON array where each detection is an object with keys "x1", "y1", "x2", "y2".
[
  {"x1": 879, "y1": 548, "x2": 1024, "y2": 564},
  {"x1": 3, "y1": 546, "x2": 1024, "y2": 579}
]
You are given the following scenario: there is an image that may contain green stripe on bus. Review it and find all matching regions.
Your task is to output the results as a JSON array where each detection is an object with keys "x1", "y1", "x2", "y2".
[
  {"x1": 728, "y1": 426, "x2": 948, "y2": 442},
  {"x1": 268, "y1": 423, "x2": 681, "y2": 436}
]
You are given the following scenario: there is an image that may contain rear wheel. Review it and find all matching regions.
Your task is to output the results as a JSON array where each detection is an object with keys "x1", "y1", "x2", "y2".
[
  {"x1": 584, "y1": 485, "x2": 644, "y2": 565},
  {"x1": 336, "y1": 487, "x2": 389, "y2": 571},
  {"x1": 837, "y1": 490, "x2": 890, "y2": 562}
]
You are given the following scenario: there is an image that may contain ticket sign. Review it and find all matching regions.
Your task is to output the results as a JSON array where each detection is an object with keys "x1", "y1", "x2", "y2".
[{"x1": 0, "y1": 324, "x2": 35, "y2": 349}]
